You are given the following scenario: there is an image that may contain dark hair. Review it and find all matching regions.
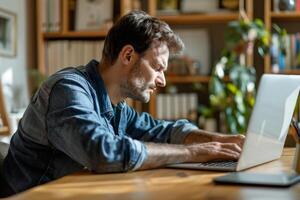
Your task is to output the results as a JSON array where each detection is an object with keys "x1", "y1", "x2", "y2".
[{"x1": 102, "y1": 10, "x2": 184, "y2": 64}]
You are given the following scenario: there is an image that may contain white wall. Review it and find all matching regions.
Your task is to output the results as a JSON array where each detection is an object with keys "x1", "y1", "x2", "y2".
[{"x1": 0, "y1": 0, "x2": 29, "y2": 111}]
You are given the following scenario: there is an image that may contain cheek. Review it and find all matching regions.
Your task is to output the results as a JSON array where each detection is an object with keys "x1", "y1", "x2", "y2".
[
  {"x1": 147, "y1": 72, "x2": 156, "y2": 82},
  {"x1": 138, "y1": 60, "x2": 157, "y2": 83},
  {"x1": 144, "y1": 68, "x2": 157, "y2": 82}
]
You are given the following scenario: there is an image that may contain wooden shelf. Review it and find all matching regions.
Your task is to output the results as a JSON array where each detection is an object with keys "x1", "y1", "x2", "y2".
[
  {"x1": 271, "y1": 12, "x2": 300, "y2": 21},
  {"x1": 35, "y1": 0, "x2": 254, "y2": 120},
  {"x1": 276, "y1": 69, "x2": 300, "y2": 75},
  {"x1": 158, "y1": 12, "x2": 239, "y2": 25},
  {"x1": 264, "y1": 1, "x2": 300, "y2": 76},
  {"x1": 0, "y1": 126, "x2": 9, "y2": 135},
  {"x1": 166, "y1": 75, "x2": 211, "y2": 83},
  {"x1": 43, "y1": 30, "x2": 108, "y2": 39}
]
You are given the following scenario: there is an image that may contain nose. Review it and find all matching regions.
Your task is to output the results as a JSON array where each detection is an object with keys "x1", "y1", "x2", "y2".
[{"x1": 156, "y1": 71, "x2": 166, "y2": 87}]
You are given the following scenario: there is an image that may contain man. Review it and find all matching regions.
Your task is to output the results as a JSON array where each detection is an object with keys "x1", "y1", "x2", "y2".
[{"x1": 1, "y1": 11, "x2": 243, "y2": 195}]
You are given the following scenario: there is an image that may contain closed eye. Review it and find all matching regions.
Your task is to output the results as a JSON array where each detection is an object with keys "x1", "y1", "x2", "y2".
[
  {"x1": 151, "y1": 63, "x2": 161, "y2": 72},
  {"x1": 155, "y1": 67, "x2": 162, "y2": 72},
  {"x1": 151, "y1": 61, "x2": 166, "y2": 72}
]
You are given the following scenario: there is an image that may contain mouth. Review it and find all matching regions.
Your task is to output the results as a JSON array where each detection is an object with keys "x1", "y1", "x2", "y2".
[
  {"x1": 149, "y1": 87, "x2": 156, "y2": 93},
  {"x1": 146, "y1": 88, "x2": 155, "y2": 94}
]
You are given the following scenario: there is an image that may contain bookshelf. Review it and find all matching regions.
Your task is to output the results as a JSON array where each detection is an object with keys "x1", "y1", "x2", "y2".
[
  {"x1": 144, "y1": 0, "x2": 253, "y2": 119},
  {"x1": 264, "y1": 0, "x2": 300, "y2": 74},
  {"x1": 35, "y1": 0, "x2": 253, "y2": 126}
]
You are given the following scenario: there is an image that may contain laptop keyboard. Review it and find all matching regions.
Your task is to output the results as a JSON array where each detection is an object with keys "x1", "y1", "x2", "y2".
[
  {"x1": 166, "y1": 160, "x2": 238, "y2": 171},
  {"x1": 197, "y1": 161, "x2": 237, "y2": 168}
]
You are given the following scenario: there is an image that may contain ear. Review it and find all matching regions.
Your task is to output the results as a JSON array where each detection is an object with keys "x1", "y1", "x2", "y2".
[{"x1": 119, "y1": 45, "x2": 136, "y2": 65}]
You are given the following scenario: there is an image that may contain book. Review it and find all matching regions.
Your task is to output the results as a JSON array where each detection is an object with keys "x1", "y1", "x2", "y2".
[
  {"x1": 45, "y1": 40, "x2": 105, "y2": 75},
  {"x1": 41, "y1": 0, "x2": 61, "y2": 32}
]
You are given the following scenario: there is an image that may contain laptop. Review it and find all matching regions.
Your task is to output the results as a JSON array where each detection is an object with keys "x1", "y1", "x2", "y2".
[{"x1": 167, "y1": 74, "x2": 300, "y2": 171}]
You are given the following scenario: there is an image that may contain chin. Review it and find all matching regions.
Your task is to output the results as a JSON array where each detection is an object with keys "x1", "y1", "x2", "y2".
[
  {"x1": 139, "y1": 96, "x2": 150, "y2": 103},
  {"x1": 142, "y1": 92, "x2": 151, "y2": 103},
  {"x1": 136, "y1": 93, "x2": 150, "y2": 103}
]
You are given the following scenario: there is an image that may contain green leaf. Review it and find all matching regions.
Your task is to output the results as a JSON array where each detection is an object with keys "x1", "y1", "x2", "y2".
[
  {"x1": 209, "y1": 76, "x2": 225, "y2": 95},
  {"x1": 234, "y1": 92, "x2": 245, "y2": 113},
  {"x1": 198, "y1": 105, "x2": 214, "y2": 118},
  {"x1": 226, "y1": 83, "x2": 238, "y2": 94},
  {"x1": 205, "y1": 18, "x2": 287, "y2": 134},
  {"x1": 225, "y1": 107, "x2": 238, "y2": 133}
]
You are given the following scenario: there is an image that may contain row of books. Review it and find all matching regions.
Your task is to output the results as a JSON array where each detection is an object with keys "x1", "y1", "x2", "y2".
[
  {"x1": 271, "y1": 33, "x2": 300, "y2": 73},
  {"x1": 41, "y1": 0, "x2": 113, "y2": 32},
  {"x1": 157, "y1": 0, "x2": 238, "y2": 15},
  {"x1": 45, "y1": 40, "x2": 104, "y2": 75},
  {"x1": 156, "y1": 93, "x2": 198, "y2": 121},
  {"x1": 41, "y1": 0, "x2": 61, "y2": 32}
]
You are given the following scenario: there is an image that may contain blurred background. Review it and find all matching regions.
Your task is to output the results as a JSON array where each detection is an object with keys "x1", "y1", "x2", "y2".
[{"x1": 0, "y1": 0, "x2": 299, "y2": 146}]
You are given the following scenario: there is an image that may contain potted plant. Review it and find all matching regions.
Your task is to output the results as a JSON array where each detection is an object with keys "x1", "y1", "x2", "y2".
[
  {"x1": 203, "y1": 18, "x2": 286, "y2": 134},
  {"x1": 28, "y1": 69, "x2": 47, "y2": 97}
]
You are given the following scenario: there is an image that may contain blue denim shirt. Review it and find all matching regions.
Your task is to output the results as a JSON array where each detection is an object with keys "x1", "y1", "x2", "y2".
[{"x1": 3, "y1": 60, "x2": 198, "y2": 193}]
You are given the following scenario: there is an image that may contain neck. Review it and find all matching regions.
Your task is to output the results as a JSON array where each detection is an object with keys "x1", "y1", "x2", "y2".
[{"x1": 98, "y1": 60, "x2": 125, "y2": 105}]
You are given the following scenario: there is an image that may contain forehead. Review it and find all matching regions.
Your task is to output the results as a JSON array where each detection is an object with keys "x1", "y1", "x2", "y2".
[{"x1": 141, "y1": 42, "x2": 169, "y2": 65}]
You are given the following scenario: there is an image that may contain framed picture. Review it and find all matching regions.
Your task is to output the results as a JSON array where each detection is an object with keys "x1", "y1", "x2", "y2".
[
  {"x1": 75, "y1": 0, "x2": 113, "y2": 31},
  {"x1": 0, "y1": 8, "x2": 16, "y2": 57}
]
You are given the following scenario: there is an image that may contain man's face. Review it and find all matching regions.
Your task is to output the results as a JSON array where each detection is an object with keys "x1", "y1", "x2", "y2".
[{"x1": 121, "y1": 42, "x2": 169, "y2": 103}]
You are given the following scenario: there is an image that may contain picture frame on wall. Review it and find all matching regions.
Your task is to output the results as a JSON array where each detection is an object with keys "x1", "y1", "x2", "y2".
[
  {"x1": 75, "y1": 0, "x2": 113, "y2": 31},
  {"x1": 0, "y1": 7, "x2": 17, "y2": 57}
]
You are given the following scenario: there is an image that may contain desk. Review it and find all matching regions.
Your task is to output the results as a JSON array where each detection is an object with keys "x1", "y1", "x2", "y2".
[{"x1": 6, "y1": 148, "x2": 300, "y2": 200}]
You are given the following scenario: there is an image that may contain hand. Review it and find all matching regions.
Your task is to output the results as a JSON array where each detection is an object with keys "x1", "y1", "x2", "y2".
[
  {"x1": 186, "y1": 142, "x2": 242, "y2": 163},
  {"x1": 184, "y1": 129, "x2": 245, "y2": 149},
  {"x1": 212, "y1": 134, "x2": 245, "y2": 149}
]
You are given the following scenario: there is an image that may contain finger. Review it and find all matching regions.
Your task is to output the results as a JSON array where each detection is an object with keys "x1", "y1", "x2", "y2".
[
  {"x1": 221, "y1": 143, "x2": 242, "y2": 153},
  {"x1": 217, "y1": 149, "x2": 240, "y2": 160},
  {"x1": 217, "y1": 134, "x2": 245, "y2": 148},
  {"x1": 208, "y1": 150, "x2": 240, "y2": 161},
  {"x1": 205, "y1": 145, "x2": 240, "y2": 160},
  {"x1": 219, "y1": 148, "x2": 241, "y2": 159},
  {"x1": 235, "y1": 134, "x2": 246, "y2": 147},
  {"x1": 202, "y1": 142, "x2": 242, "y2": 153}
]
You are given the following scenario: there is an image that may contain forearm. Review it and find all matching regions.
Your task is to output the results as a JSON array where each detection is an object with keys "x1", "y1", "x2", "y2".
[
  {"x1": 183, "y1": 129, "x2": 218, "y2": 144},
  {"x1": 138, "y1": 140, "x2": 242, "y2": 170},
  {"x1": 138, "y1": 142, "x2": 190, "y2": 170}
]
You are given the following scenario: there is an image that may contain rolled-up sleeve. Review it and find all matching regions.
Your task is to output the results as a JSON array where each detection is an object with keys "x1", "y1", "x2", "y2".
[
  {"x1": 125, "y1": 106, "x2": 198, "y2": 144},
  {"x1": 46, "y1": 78, "x2": 147, "y2": 172}
]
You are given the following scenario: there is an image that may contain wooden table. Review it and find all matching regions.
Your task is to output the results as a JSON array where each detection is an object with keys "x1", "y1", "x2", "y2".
[{"x1": 6, "y1": 148, "x2": 300, "y2": 200}]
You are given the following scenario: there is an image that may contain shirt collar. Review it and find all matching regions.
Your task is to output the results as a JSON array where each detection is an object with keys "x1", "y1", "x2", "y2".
[{"x1": 85, "y1": 60, "x2": 126, "y2": 116}]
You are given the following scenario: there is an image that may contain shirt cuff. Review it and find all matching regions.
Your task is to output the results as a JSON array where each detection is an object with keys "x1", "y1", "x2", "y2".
[
  {"x1": 129, "y1": 139, "x2": 148, "y2": 171},
  {"x1": 170, "y1": 119, "x2": 198, "y2": 144}
]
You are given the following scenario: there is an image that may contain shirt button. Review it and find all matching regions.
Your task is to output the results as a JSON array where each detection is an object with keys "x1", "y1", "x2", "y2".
[{"x1": 107, "y1": 112, "x2": 113, "y2": 118}]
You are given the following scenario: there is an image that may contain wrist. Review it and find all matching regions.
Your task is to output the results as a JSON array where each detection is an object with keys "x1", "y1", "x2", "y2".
[
  {"x1": 184, "y1": 129, "x2": 215, "y2": 144},
  {"x1": 211, "y1": 133, "x2": 222, "y2": 142},
  {"x1": 139, "y1": 143, "x2": 192, "y2": 170},
  {"x1": 184, "y1": 145, "x2": 197, "y2": 163}
]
